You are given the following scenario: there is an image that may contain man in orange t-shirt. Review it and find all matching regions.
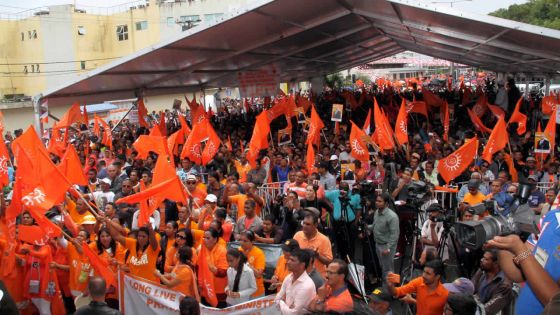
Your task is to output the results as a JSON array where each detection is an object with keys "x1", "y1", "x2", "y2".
[
  {"x1": 293, "y1": 213, "x2": 333, "y2": 277},
  {"x1": 387, "y1": 259, "x2": 448, "y2": 315},
  {"x1": 308, "y1": 259, "x2": 354, "y2": 313},
  {"x1": 185, "y1": 174, "x2": 207, "y2": 213},
  {"x1": 225, "y1": 183, "x2": 264, "y2": 218}
]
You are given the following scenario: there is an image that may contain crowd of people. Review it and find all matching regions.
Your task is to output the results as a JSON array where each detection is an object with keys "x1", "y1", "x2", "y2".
[{"x1": 0, "y1": 75, "x2": 559, "y2": 315}]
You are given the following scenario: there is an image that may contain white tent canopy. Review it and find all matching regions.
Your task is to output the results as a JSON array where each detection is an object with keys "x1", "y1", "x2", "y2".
[{"x1": 41, "y1": 0, "x2": 560, "y2": 107}]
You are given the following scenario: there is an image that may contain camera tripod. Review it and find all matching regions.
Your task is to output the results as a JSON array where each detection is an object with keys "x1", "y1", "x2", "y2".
[
  {"x1": 437, "y1": 218, "x2": 471, "y2": 278},
  {"x1": 398, "y1": 204, "x2": 426, "y2": 284}
]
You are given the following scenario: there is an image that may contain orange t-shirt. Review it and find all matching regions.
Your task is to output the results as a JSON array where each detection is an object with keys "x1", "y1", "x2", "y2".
[
  {"x1": 293, "y1": 231, "x2": 333, "y2": 277},
  {"x1": 394, "y1": 277, "x2": 448, "y2": 315},
  {"x1": 192, "y1": 229, "x2": 204, "y2": 249},
  {"x1": 208, "y1": 243, "x2": 228, "y2": 294},
  {"x1": 165, "y1": 246, "x2": 199, "y2": 272},
  {"x1": 325, "y1": 286, "x2": 354, "y2": 313},
  {"x1": 188, "y1": 188, "x2": 207, "y2": 210},
  {"x1": 67, "y1": 242, "x2": 91, "y2": 296},
  {"x1": 170, "y1": 264, "x2": 197, "y2": 298},
  {"x1": 235, "y1": 161, "x2": 252, "y2": 183},
  {"x1": 124, "y1": 237, "x2": 160, "y2": 282},
  {"x1": 274, "y1": 254, "x2": 290, "y2": 289},
  {"x1": 229, "y1": 194, "x2": 262, "y2": 218},
  {"x1": 89, "y1": 242, "x2": 125, "y2": 299},
  {"x1": 462, "y1": 191, "x2": 487, "y2": 205},
  {"x1": 240, "y1": 246, "x2": 266, "y2": 297}
]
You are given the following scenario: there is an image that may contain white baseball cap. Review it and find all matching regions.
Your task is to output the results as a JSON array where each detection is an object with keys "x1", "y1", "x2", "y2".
[{"x1": 205, "y1": 194, "x2": 218, "y2": 203}]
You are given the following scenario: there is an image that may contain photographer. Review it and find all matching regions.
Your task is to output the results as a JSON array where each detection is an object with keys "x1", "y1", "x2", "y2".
[
  {"x1": 272, "y1": 191, "x2": 303, "y2": 241},
  {"x1": 325, "y1": 182, "x2": 361, "y2": 261},
  {"x1": 391, "y1": 168, "x2": 413, "y2": 201},
  {"x1": 487, "y1": 207, "x2": 560, "y2": 314},
  {"x1": 420, "y1": 204, "x2": 447, "y2": 263}
]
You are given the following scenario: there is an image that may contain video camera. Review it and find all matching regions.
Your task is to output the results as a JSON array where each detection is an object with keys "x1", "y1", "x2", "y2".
[{"x1": 455, "y1": 184, "x2": 539, "y2": 250}]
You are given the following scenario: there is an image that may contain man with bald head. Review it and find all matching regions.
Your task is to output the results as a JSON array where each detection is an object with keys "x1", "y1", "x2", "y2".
[
  {"x1": 75, "y1": 277, "x2": 121, "y2": 315},
  {"x1": 106, "y1": 164, "x2": 125, "y2": 194}
]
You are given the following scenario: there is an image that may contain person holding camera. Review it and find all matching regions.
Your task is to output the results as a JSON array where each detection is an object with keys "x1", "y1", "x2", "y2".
[
  {"x1": 487, "y1": 207, "x2": 560, "y2": 315},
  {"x1": 420, "y1": 204, "x2": 447, "y2": 263},
  {"x1": 369, "y1": 193, "x2": 399, "y2": 280},
  {"x1": 325, "y1": 181, "x2": 361, "y2": 261}
]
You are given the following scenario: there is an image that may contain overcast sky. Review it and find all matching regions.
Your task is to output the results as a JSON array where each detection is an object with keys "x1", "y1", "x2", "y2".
[{"x1": 0, "y1": 0, "x2": 529, "y2": 15}]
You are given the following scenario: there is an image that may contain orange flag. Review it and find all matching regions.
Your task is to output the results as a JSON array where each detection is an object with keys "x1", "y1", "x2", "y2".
[
  {"x1": 167, "y1": 130, "x2": 181, "y2": 156},
  {"x1": 247, "y1": 111, "x2": 271, "y2": 166},
  {"x1": 362, "y1": 108, "x2": 372, "y2": 135},
  {"x1": 94, "y1": 116, "x2": 113, "y2": 149},
  {"x1": 181, "y1": 120, "x2": 206, "y2": 165},
  {"x1": 202, "y1": 121, "x2": 221, "y2": 165},
  {"x1": 192, "y1": 106, "x2": 207, "y2": 126},
  {"x1": 137, "y1": 98, "x2": 150, "y2": 128},
  {"x1": 441, "y1": 101, "x2": 450, "y2": 142},
  {"x1": 178, "y1": 113, "x2": 192, "y2": 140},
  {"x1": 541, "y1": 95, "x2": 556, "y2": 115},
  {"x1": 472, "y1": 94, "x2": 489, "y2": 117},
  {"x1": 481, "y1": 117, "x2": 508, "y2": 163},
  {"x1": 82, "y1": 241, "x2": 117, "y2": 290},
  {"x1": 157, "y1": 112, "x2": 167, "y2": 136},
  {"x1": 137, "y1": 181, "x2": 152, "y2": 228},
  {"x1": 133, "y1": 135, "x2": 169, "y2": 160},
  {"x1": 58, "y1": 145, "x2": 88, "y2": 186},
  {"x1": 306, "y1": 104, "x2": 324, "y2": 146},
  {"x1": 266, "y1": 98, "x2": 288, "y2": 123},
  {"x1": 395, "y1": 99, "x2": 408, "y2": 145},
  {"x1": 28, "y1": 207, "x2": 63, "y2": 240},
  {"x1": 509, "y1": 97, "x2": 527, "y2": 135},
  {"x1": 149, "y1": 125, "x2": 163, "y2": 137},
  {"x1": 544, "y1": 109, "x2": 556, "y2": 154},
  {"x1": 406, "y1": 101, "x2": 428, "y2": 117},
  {"x1": 306, "y1": 144, "x2": 316, "y2": 175},
  {"x1": 0, "y1": 136, "x2": 9, "y2": 187},
  {"x1": 487, "y1": 104, "x2": 506, "y2": 119},
  {"x1": 349, "y1": 121, "x2": 370, "y2": 162},
  {"x1": 12, "y1": 126, "x2": 72, "y2": 208},
  {"x1": 503, "y1": 152, "x2": 518, "y2": 182},
  {"x1": 82, "y1": 104, "x2": 89, "y2": 124},
  {"x1": 56, "y1": 103, "x2": 84, "y2": 129},
  {"x1": 93, "y1": 114, "x2": 101, "y2": 138},
  {"x1": 437, "y1": 137, "x2": 478, "y2": 183},
  {"x1": 462, "y1": 86, "x2": 473, "y2": 106},
  {"x1": 373, "y1": 98, "x2": 395, "y2": 150},
  {"x1": 115, "y1": 177, "x2": 187, "y2": 207},
  {"x1": 18, "y1": 225, "x2": 50, "y2": 246},
  {"x1": 48, "y1": 125, "x2": 66, "y2": 157},
  {"x1": 334, "y1": 122, "x2": 340, "y2": 136},
  {"x1": 422, "y1": 89, "x2": 445, "y2": 107},
  {"x1": 198, "y1": 245, "x2": 218, "y2": 307},
  {"x1": 467, "y1": 108, "x2": 492, "y2": 133}
]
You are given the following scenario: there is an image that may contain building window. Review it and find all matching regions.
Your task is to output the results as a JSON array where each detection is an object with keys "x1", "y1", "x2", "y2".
[
  {"x1": 204, "y1": 13, "x2": 223, "y2": 23},
  {"x1": 167, "y1": 17, "x2": 174, "y2": 26},
  {"x1": 32, "y1": 30, "x2": 37, "y2": 39},
  {"x1": 21, "y1": 32, "x2": 24, "y2": 41},
  {"x1": 179, "y1": 15, "x2": 200, "y2": 23},
  {"x1": 77, "y1": 26, "x2": 86, "y2": 35},
  {"x1": 136, "y1": 21, "x2": 148, "y2": 31},
  {"x1": 81, "y1": 61, "x2": 86, "y2": 70},
  {"x1": 116, "y1": 25, "x2": 128, "y2": 41}
]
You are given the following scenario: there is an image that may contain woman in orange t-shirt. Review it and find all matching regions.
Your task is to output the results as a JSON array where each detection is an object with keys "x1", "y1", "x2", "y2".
[
  {"x1": 159, "y1": 221, "x2": 178, "y2": 272},
  {"x1": 238, "y1": 231, "x2": 266, "y2": 298},
  {"x1": 65, "y1": 230, "x2": 92, "y2": 298},
  {"x1": 105, "y1": 217, "x2": 160, "y2": 282},
  {"x1": 89, "y1": 227, "x2": 125, "y2": 308},
  {"x1": 202, "y1": 228, "x2": 229, "y2": 305},
  {"x1": 155, "y1": 246, "x2": 199, "y2": 300},
  {"x1": 164, "y1": 228, "x2": 191, "y2": 273}
]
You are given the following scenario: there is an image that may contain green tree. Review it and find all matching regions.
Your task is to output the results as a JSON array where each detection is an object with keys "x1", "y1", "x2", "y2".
[{"x1": 490, "y1": 0, "x2": 560, "y2": 30}]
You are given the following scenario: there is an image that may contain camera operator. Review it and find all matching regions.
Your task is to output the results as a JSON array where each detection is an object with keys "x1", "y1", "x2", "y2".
[
  {"x1": 486, "y1": 180, "x2": 514, "y2": 216},
  {"x1": 487, "y1": 207, "x2": 560, "y2": 314},
  {"x1": 419, "y1": 204, "x2": 447, "y2": 263},
  {"x1": 391, "y1": 168, "x2": 413, "y2": 201},
  {"x1": 369, "y1": 193, "x2": 399, "y2": 280},
  {"x1": 325, "y1": 182, "x2": 361, "y2": 261}
]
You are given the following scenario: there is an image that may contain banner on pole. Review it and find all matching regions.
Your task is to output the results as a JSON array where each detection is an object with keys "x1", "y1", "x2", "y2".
[{"x1": 119, "y1": 272, "x2": 281, "y2": 315}]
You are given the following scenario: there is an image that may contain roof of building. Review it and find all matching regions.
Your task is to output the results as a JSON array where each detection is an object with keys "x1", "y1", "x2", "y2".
[{"x1": 42, "y1": 0, "x2": 560, "y2": 106}]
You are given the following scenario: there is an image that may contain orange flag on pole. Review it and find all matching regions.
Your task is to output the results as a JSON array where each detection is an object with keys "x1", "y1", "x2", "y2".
[
  {"x1": 509, "y1": 97, "x2": 527, "y2": 135},
  {"x1": 116, "y1": 177, "x2": 187, "y2": 207},
  {"x1": 349, "y1": 121, "x2": 370, "y2": 162},
  {"x1": 306, "y1": 104, "x2": 324, "y2": 146},
  {"x1": 542, "y1": 95, "x2": 557, "y2": 115},
  {"x1": 395, "y1": 99, "x2": 408, "y2": 145},
  {"x1": 157, "y1": 112, "x2": 167, "y2": 136},
  {"x1": 94, "y1": 116, "x2": 113, "y2": 149},
  {"x1": 487, "y1": 104, "x2": 506, "y2": 120},
  {"x1": 247, "y1": 111, "x2": 270, "y2": 167},
  {"x1": 58, "y1": 145, "x2": 88, "y2": 186},
  {"x1": 306, "y1": 144, "x2": 316, "y2": 175},
  {"x1": 18, "y1": 225, "x2": 50, "y2": 246},
  {"x1": 134, "y1": 135, "x2": 169, "y2": 160},
  {"x1": 137, "y1": 98, "x2": 150, "y2": 128},
  {"x1": 202, "y1": 121, "x2": 221, "y2": 165},
  {"x1": 437, "y1": 137, "x2": 479, "y2": 183},
  {"x1": 544, "y1": 109, "x2": 557, "y2": 154},
  {"x1": 181, "y1": 119, "x2": 207, "y2": 165},
  {"x1": 467, "y1": 108, "x2": 492, "y2": 133},
  {"x1": 481, "y1": 117, "x2": 508, "y2": 163},
  {"x1": 56, "y1": 103, "x2": 84, "y2": 129},
  {"x1": 198, "y1": 245, "x2": 218, "y2": 307},
  {"x1": 82, "y1": 241, "x2": 117, "y2": 290},
  {"x1": 226, "y1": 135, "x2": 233, "y2": 152},
  {"x1": 503, "y1": 152, "x2": 518, "y2": 182},
  {"x1": 0, "y1": 136, "x2": 9, "y2": 188},
  {"x1": 82, "y1": 104, "x2": 89, "y2": 125},
  {"x1": 406, "y1": 101, "x2": 428, "y2": 117},
  {"x1": 373, "y1": 98, "x2": 395, "y2": 150}
]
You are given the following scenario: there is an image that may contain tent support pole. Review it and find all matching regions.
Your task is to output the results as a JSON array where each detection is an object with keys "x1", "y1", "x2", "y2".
[{"x1": 111, "y1": 105, "x2": 136, "y2": 132}]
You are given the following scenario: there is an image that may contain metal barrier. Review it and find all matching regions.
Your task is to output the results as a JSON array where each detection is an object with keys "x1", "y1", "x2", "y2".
[{"x1": 257, "y1": 182, "x2": 288, "y2": 215}]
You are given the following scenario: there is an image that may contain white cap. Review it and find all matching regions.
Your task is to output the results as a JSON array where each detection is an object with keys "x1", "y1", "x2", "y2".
[
  {"x1": 186, "y1": 174, "x2": 197, "y2": 181},
  {"x1": 205, "y1": 194, "x2": 218, "y2": 203},
  {"x1": 100, "y1": 178, "x2": 112, "y2": 185},
  {"x1": 330, "y1": 154, "x2": 339, "y2": 161}
]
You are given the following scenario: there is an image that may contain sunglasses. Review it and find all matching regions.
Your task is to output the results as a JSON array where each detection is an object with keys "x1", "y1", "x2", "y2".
[
  {"x1": 176, "y1": 234, "x2": 186, "y2": 239},
  {"x1": 186, "y1": 181, "x2": 197, "y2": 185}
]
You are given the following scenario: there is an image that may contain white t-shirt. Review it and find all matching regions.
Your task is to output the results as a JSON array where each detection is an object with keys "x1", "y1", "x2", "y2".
[{"x1": 89, "y1": 191, "x2": 115, "y2": 210}]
